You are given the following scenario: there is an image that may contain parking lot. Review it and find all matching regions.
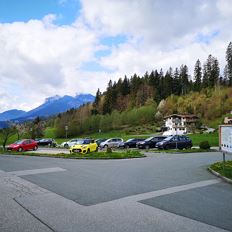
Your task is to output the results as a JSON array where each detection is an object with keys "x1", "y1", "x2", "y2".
[{"x1": 0, "y1": 152, "x2": 232, "y2": 232}]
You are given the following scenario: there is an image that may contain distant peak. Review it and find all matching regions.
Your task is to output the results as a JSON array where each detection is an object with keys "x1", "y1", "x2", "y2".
[{"x1": 45, "y1": 95, "x2": 61, "y2": 103}]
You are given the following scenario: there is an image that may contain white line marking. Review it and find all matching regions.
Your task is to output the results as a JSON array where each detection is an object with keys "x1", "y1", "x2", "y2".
[
  {"x1": 8, "y1": 167, "x2": 66, "y2": 176},
  {"x1": 111, "y1": 179, "x2": 222, "y2": 203}
]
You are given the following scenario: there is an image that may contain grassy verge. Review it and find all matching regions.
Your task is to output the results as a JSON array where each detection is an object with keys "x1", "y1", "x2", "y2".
[
  {"x1": 147, "y1": 148, "x2": 216, "y2": 153},
  {"x1": 210, "y1": 161, "x2": 232, "y2": 180},
  {"x1": 0, "y1": 149, "x2": 145, "y2": 159},
  {"x1": 188, "y1": 132, "x2": 218, "y2": 146}
]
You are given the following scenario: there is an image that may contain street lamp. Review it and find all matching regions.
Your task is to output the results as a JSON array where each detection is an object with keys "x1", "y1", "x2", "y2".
[{"x1": 65, "y1": 125, "x2": 68, "y2": 139}]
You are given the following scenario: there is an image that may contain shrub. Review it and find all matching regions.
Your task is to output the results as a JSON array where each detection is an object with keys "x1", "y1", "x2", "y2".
[
  {"x1": 199, "y1": 141, "x2": 210, "y2": 149},
  {"x1": 106, "y1": 147, "x2": 112, "y2": 153}
]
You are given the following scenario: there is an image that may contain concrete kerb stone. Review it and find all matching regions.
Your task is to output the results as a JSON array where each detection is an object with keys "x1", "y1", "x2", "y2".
[{"x1": 208, "y1": 167, "x2": 232, "y2": 184}]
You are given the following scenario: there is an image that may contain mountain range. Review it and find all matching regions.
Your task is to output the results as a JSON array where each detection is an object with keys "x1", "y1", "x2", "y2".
[{"x1": 0, "y1": 94, "x2": 95, "y2": 127}]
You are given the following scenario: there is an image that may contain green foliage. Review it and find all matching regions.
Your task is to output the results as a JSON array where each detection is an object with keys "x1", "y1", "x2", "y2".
[
  {"x1": 199, "y1": 141, "x2": 211, "y2": 149},
  {"x1": 44, "y1": 127, "x2": 57, "y2": 138},
  {"x1": 54, "y1": 103, "x2": 157, "y2": 138},
  {"x1": 210, "y1": 161, "x2": 232, "y2": 179},
  {"x1": 106, "y1": 147, "x2": 112, "y2": 153},
  {"x1": 188, "y1": 133, "x2": 218, "y2": 146}
]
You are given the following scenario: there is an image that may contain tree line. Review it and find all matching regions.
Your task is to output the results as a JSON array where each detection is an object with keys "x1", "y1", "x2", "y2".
[{"x1": 92, "y1": 42, "x2": 232, "y2": 115}]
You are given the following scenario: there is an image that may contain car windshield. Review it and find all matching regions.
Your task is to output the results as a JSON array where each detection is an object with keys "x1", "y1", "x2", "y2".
[
  {"x1": 75, "y1": 140, "x2": 90, "y2": 145},
  {"x1": 144, "y1": 137, "x2": 153, "y2": 142},
  {"x1": 163, "y1": 136, "x2": 173, "y2": 141},
  {"x1": 14, "y1": 140, "x2": 24, "y2": 144}
]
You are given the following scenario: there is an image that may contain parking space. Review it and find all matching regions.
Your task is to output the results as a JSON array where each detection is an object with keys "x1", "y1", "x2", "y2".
[{"x1": 140, "y1": 182, "x2": 232, "y2": 231}]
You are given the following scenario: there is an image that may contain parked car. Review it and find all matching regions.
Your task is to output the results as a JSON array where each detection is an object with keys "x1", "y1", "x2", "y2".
[
  {"x1": 36, "y1": 138, "x2": 57, "y2": 147},
  {"x1": 156, "y1": 135, "x2": 192, "y2": 150},
  {"x1": 99, "y1": 138, "x2": 123, "y2": 148},
  {"x1": 7, "y1": 139, "x2": 38, "y2": 152},
  {"x1": 137, "y1": 136, "x2": 167, "y2": 149},
  {"x1": 118, "y1": 138, "x2": 145, "y2": 149},
  {"x1": 70, "y1": 139, "x2": 98, "y2": 154},
  {"x1": 95, "y1": 138, "x2": 107, "y2": 146},
  {"x1": 60, "y1": 138, "x2": 82, "y2": 148}
]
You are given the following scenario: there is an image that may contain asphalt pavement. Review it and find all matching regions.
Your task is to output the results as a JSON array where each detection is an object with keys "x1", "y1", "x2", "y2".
[{"x1": 0, "y1": 152, "x2": 232, "y2": 232}]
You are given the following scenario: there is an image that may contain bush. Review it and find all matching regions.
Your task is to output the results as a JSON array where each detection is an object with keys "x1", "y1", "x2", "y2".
[
  {"x1": 199, "y1": 141, "x2": 210, "y2": 149},
  {"x1": 106, "y1": 147, "x2": 112, "y2": 153}
]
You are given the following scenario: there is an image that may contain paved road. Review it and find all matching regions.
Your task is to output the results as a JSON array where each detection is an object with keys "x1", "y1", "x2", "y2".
[{"x1": 0, "y1": 152, "x2": 232, "y2": 232}]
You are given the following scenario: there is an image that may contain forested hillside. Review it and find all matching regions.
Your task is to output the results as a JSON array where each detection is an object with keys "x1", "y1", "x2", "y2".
[{"x1": 51, "y1": 42, "x2": 232, "y2": 137}]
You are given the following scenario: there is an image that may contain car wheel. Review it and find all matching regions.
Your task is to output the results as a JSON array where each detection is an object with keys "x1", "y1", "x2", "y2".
[
  {"x1": 95, "y1": 147, "x2": 98, "y2": 152},
  {"x1": 164, "y1": 145, "x2": 170, "y2": 150},
  {"x1": 87, "y1": 149, "x2": 90, "y2": 153},
  {"x1": 104, "y1": 145, "x2": 108, "y2": 149},
  {"x1": 18, "y1": 147, "x2": 23, "y2": 152},
  {"x1": 126, "y1": 145, "x2": 129, "y2": 149},
  {"x1": 64, "y1": 144, "x2": 69, "y2": 148},
  {"x1": 33, "y1": 146, "x2": 38, "y2": 151}
]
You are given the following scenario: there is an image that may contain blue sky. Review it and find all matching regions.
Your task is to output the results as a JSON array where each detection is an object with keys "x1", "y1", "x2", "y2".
[
  {"x1": 0, "y1": 0, "x2": 231, "y2": 112},
  {"x1": 0, "y1": 0, "x2": 81, "y2": 25}
]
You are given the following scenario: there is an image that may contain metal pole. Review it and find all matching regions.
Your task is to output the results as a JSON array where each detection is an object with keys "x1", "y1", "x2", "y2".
[{"x1": 223, "y1": 152, "x2": 226, "y2": 175}]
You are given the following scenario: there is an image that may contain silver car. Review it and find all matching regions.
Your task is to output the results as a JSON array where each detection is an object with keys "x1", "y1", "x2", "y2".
[
  {"x1": 99, "y1": 138, "x2": 123, "y2": 148},
  {"x1": 60, "y1": 138, "x2": 82, "y2": 148}
]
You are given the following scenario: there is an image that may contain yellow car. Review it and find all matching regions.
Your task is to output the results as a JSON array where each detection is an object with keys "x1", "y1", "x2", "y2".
[{"x1": 70, "y1": 139, "x2": 98, "y2": 154}]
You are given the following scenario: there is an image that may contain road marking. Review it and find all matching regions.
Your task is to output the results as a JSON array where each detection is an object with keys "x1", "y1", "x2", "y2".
[
  {"x1": 7, "y1": 167, "x2": 66, "y2": 176},
  {"x1": 109, "y1": 179, "x2": 222, "y2": 203}
]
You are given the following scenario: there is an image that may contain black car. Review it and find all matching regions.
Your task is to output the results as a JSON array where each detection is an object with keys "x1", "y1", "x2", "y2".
[
  {"x1": 36, "y1": 138, "x2": 57, "y2": 147},
  {"x1": 118, "y1": 138, "x2": 145, "y2": 149},
  {"x1": 156, "y1": 135, "x2": 192, "y2": 150},
  {"x1": 137, "y1": 136, "x2": 167, "y2": 149}
]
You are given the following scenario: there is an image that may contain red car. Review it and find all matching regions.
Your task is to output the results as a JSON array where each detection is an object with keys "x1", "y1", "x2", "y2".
[{"x1": 7, "y1": 139, "x2": 38, "y2": 152}]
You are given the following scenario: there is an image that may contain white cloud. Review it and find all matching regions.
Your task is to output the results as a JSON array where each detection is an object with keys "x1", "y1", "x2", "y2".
[
  {"x1": 82, "y1": 0, "x2": 232, "y2": 76},
  {"x1": 0, "y1": 16, "x2": 101, "y2": 112},
  {"x1": 0, "y1": 0, "x2": 231, "y2": 112}
]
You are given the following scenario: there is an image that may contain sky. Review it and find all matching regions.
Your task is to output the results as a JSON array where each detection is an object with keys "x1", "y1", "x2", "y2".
[{"x1": 0, "y1": 0, "x2": 232, "y2": 112}]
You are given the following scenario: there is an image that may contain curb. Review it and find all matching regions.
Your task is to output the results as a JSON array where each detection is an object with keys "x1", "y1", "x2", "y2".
[{"x1": 208, "y1": 167, "x2": 232, "y2": 184}]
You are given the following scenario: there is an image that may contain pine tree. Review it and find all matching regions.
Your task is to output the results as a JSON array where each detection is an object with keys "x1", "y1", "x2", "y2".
[
  {"x1": 163, "y1": 68, "x2": 173, "y2": 98},
  {"x1": 203, "y1": 55, "x2": 220, "y2": 87},
  {"x1": 179, "y1": 65, "x2": 189, "y2": 95},
  {"x1": 121, "y1": 76, "x2": 130, "y2": 95},
  {"x1": 102, "y1": 80, "x2": 113, "y2": 114},
  {"x1": 194, "y1": 59, "x2": 202, "y2": 91},
  {"x1": 92, "y1": 88, "x2": 101, "y2": 115},
  {"x1": 226, "y1": 42, "x2": 232, "y2": 86},
  {"x1": 202, "y1": 63, "x2": 208, "y2": 88},
  {"x1": 172, "y1": 68, "x2": 181, "y2": 95}
]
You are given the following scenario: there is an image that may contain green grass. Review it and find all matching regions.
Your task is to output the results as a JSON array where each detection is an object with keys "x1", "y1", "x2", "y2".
[
  {"x1": 210, "y1": 161, "x2": 232, "y2": 180},
  {"x1": 44, "y1": 127, "x2": 57, "y2": 138},
  {"x1": 188, "y1": 132, "x2": 218, "y2": 146},
  {"x1": 0, "y1": 149, "x2": 145, "y2": 159}
]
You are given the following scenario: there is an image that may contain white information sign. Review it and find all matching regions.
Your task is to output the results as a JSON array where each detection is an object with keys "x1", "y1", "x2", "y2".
[{"x1": 219, "y1": 125, "x2": 232, "y2": 154}]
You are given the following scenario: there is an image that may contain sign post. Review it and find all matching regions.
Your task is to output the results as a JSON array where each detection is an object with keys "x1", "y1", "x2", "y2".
[
  {"x1": 65, "y1": 125, "x2": 68, "y2": 139},
  {"x1": 219, "y1": 125, "x2": 232, "y2": 175}
]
